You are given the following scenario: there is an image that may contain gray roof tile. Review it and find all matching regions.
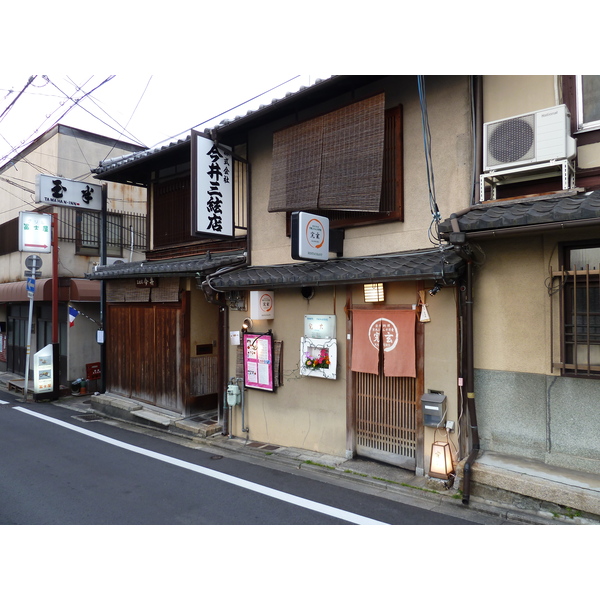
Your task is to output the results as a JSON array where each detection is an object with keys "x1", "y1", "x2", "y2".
[
  {"x1": 440, "y1": 190, "x2": 600, "y2": 235},
  {"x1": 87, "y1": 253, "x2": 246, "y2": 280},
  {"x1": 208, "y1": 248, "x2": 464, "y2": 290}
]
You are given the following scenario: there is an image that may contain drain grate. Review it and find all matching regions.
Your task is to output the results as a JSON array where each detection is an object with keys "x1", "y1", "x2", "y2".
[{"x1": 74, "y1": 414, "x2": 104, "y2": 422}]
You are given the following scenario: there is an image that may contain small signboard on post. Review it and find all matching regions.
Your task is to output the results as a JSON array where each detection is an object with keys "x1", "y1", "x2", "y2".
[{"x1": 19, "y1": 213, "x2": 52, "y2": 253}]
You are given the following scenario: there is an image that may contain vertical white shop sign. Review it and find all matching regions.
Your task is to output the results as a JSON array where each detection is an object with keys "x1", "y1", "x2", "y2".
[{"x1": 192, "y1": 131, "x2": 234, "y2": 238}]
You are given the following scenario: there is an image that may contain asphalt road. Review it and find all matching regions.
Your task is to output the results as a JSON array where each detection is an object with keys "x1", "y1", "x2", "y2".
[{"x1": 0, "y1": 395, "x2": 482, "y2": 525}]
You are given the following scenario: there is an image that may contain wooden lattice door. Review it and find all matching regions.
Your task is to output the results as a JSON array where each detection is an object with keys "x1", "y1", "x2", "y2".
[{"x1": 355, "y1": 372, "x2": 418, "y2": 469}]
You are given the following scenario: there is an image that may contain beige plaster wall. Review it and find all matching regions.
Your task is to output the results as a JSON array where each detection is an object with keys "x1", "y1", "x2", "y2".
[
  {"x1": 247, "y1": 75, "x2": 473, "y2": 266},
  {"x1": 228, "y1": 285, "x2": 348, "y2": 456},
  {"x1": 473, "y1": 236, "x2": 550, "y2": 374},
  {"x1": 189, "y1": 284, "x2": 219, "y2": 354},
  {"x1": 482, "y1": 75, "x2": 558, "y2": 122},
  {"x1": 227, "y1": 279, "x2": 461, "y2": 459}
]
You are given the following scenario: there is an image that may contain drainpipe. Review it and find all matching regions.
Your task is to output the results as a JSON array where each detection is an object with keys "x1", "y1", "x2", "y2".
[
  {"x1": 450, "y1": 235, "x2": 480, "y2": 504},
  {"x1": 461, "y1": 258, "x2": 480, "y2": 505}
]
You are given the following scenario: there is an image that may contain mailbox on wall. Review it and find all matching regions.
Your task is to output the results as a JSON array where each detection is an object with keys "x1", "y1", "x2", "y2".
[{"x1": 422, "y1": 392, "x2": 446, "y2": 428}]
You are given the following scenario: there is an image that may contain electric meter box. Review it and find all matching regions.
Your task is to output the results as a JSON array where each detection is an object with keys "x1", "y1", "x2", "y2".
[
  {"x1": 422, "y1": 393, "x2": 446, "y2": 428},
  {"x1": 227, "y1": 384, "x2": 241, "y2": 407}
]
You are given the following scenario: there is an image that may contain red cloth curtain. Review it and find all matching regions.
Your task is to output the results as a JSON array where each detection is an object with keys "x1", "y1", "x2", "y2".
[{"x1": 351, "y1": 309, "x2": 416, "y2": 377}]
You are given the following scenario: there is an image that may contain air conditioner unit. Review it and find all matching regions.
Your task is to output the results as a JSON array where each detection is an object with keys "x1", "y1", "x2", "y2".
[
  {"x1": 483, "y1": 104, "x2": 576, "y2": 172},
  {"x1": 105, "y1": 257, "x2": 128, "y2": 266}
]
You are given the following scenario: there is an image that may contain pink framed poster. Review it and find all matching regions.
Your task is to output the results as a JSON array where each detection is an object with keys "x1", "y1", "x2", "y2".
[{"x1": 243, "y1": 332, "x2": 275, "y2": 392}]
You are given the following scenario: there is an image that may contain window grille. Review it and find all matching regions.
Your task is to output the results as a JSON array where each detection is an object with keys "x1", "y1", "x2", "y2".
[{"x1": 551, "y1": 244, "x2": 600, "y2": 375}]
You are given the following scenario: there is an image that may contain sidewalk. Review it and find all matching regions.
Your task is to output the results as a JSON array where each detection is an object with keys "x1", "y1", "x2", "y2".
[{"x1": 1, "y1": 372, "x2": 597, "y2": 525}]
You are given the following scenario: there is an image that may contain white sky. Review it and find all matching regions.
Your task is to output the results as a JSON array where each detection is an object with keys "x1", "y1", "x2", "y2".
[
  {"x1": 0, "y1": 74, "x2": 329, "y2": 166},
  {"x1": 0, "y1": 0, "x2": 586, "y2": 171}
]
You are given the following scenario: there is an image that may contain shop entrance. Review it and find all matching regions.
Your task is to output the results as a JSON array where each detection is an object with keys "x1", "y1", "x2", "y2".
[
  {"x1": 355, "y1": 372, "x2": 418, "y2": 469},
  {"x1": 351, "y1": 304, "x2": 424, "y2": 470}
]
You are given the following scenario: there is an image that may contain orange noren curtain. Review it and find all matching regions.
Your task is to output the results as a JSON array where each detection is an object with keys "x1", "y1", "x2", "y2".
[{"x1": 352, "y1": 309, "x2": 416, "y2": 378}]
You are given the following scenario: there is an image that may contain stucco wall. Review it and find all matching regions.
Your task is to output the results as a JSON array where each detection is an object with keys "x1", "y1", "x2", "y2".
[
  {"x1": 224, "y1": 76, "x2": 472, "y2": 460},
  {"x1": 482, "y1": 75, "x2": 557, "y2": 122},
  {"x1": 472, "y1": 226, "x2": 600, "y2": 474},
  {"x1": 247, "y1": 75, "x2": 473, "y2": 267},
  {"x1": 473, "y1": 236, "x2": 550, "y2": 374},
  {"x1": 228, "y1": 285, "x2": 348, "y2": 456},
  {"x1": 189, "y1": 285, "x2": 219, "y2": 354},
  {"x1": 227, "y1": 279, "x2": 461, "y2": 460}
]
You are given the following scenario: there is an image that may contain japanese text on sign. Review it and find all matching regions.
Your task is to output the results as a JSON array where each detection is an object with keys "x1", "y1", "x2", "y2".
[{"x1": 192, "y1": 131, "x2": 234, "y2": 238}]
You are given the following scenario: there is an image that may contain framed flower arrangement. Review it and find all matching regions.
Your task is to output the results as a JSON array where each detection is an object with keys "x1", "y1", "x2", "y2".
[{"x1": 300, "y1": 337, "x2": 337, "y2": 379}]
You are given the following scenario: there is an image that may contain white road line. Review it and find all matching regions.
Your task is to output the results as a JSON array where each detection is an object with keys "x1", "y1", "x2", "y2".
[
  {"x1": 13, "y1": 406, "x2": 389, "y2": 525},
  {"x1": 0, "y1": 400, "x2": 10, "y2": 404}
]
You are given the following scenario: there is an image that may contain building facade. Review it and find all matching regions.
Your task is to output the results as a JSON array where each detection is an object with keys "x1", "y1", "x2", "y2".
[
  {"x1": 439, "y1": 76, "x2": 600, "y2": 486},
  {"x1": 92, "y1": 76, "x2": 472, "y2": 477},
  {"x1": 0, "y1": 125, "x2": 146, "y2": 394},
  {"x1": 90, "y1": 75, "x2": 600, "y2": 515}
]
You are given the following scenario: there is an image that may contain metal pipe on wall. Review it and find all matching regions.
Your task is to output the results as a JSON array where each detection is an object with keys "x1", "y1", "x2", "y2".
[{"x1": 461, "y1": 259, "x2": 480, "y2": 505}]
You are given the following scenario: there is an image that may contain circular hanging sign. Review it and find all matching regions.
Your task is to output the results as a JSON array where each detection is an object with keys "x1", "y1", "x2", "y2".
[
  {"x1": 368, "y1": 318, "x2": 398, "y2": 353},
  {"x1": 305, "y1": 217, "x2": 326, "y2": 249}
]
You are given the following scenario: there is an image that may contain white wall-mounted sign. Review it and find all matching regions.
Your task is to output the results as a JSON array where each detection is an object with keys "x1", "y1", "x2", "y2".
[
  {"x1": 36, "y1": 174, "x2": 102, "y2": 211},
  {"x1": 191, "y1": 130, "x2": 234, "y2": 238},
  {"x1": 304, "y1": 315, "x2": 336, "y2": 339},
  {"x1": 250, "y1": 290, "x2": 275, "y2": 320},
  {"x1": 291, "y1": 211, "x2": 329, "y2": 262},
  {"x1": 19, "y1": 212, "x2": 52, "y2": 253}
]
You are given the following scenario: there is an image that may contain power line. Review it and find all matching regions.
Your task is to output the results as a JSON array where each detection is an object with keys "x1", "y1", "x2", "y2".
[
  {"x1": 149, "y1": 75, "x2": 302, "y2": 149},
  {"x1": 63, "y1": 75, "x2": 148, "y2": 148},
  {"x1": 0, "y1": 75, "x2": 36, "y2": 123},
  {"x1": 0, "y1": 76, "x2": 117, "y2": 164}
]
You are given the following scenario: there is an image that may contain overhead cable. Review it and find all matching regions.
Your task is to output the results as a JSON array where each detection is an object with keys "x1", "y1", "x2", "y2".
[
  {"x1": 417, "y1": 75, "x2": 442, "y2": 246},
  {"x1": 0, "y1": 75, "x2": 36, "y2": 123}
]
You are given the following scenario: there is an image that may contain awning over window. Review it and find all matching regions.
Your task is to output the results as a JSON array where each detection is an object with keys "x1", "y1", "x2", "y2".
[
  {"x1": 268, "y1": 93, "x2": 385, "y2": 213},
  {"x1": 0, "y1": 278, "x2": 100, "y2": 303}
]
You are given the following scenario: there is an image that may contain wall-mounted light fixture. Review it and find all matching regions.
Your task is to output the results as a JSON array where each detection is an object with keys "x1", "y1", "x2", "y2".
[
  {"x1": 429, "y1": 283, "x2": 443, "y2": 296},
  {"x1": 429, "y1": 441, "x2": 454, "y2": 480},
  {"x1": 242, "y1": 318, "x2": 253, "y2": 332},
  {"x1": 364, "y1": 282, "x2": 385, "y2": 303}
]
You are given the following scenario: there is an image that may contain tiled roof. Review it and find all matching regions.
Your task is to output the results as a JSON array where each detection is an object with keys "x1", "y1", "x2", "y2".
[
  {"x1": 439, "y1": 189, "x2": 600, "y2": 236},
  {"x1": 86, "y1": 252, "x2": 246, "y2": 280},
  {"x1": 92, "y1": 76, "x2": 388, "y2": 181},
  {"x1": 208, "y1": 248, "x2": 464, "y2": 290},
  {"x1": 92, "y1": 77, "x2": 338, "y2": 179}
]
